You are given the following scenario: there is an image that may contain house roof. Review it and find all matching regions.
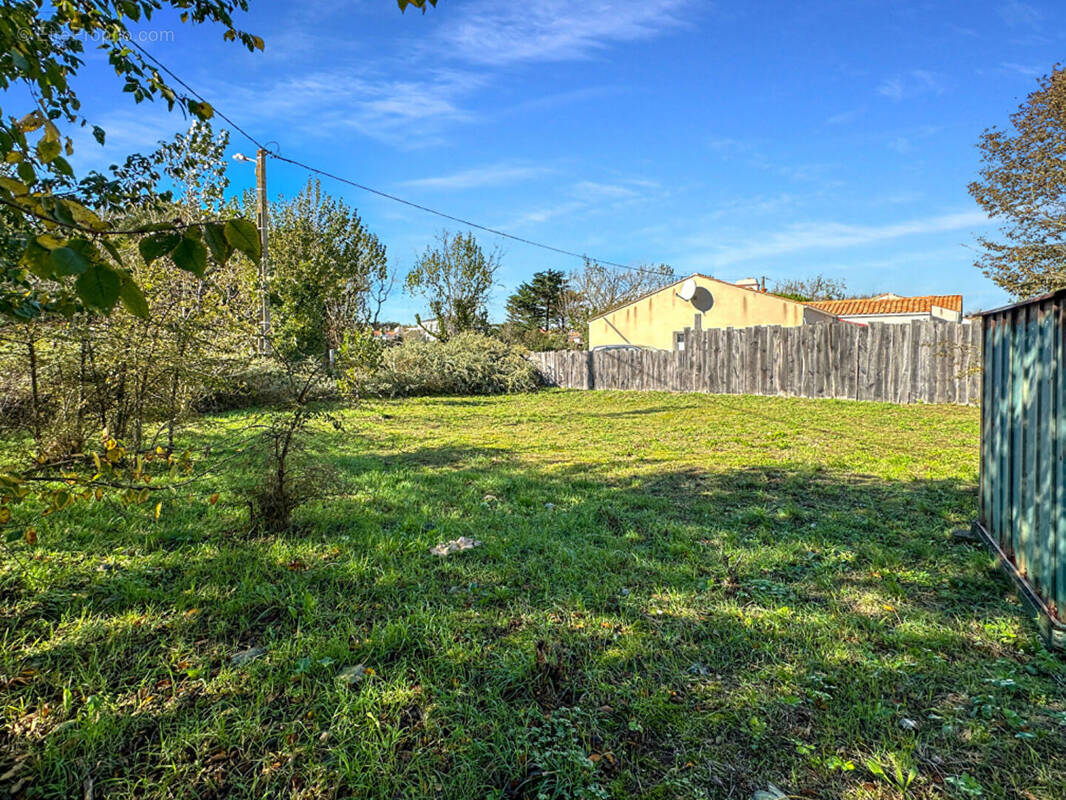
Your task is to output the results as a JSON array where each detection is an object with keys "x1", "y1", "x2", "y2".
[
  {"x1": 806, "y1": 295, "x2": 963, "y2": 317},
  {"x1": 589, "y1": 273, "x2": 817, "y2": 321}
]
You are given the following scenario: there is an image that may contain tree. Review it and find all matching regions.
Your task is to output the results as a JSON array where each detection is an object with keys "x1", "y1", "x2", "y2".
[
  {"x1": 0, "y1": 1, "x2": 265, "y2": 321},
  {"x1": 564, "y1": 259, "x2": 675, "y2": 332},
  {"x1": 0, "y1": 1, "x2": 431, "y2": 322},
  {"x1": 771, "y1": 274, "x2": 848, "y2": 302},
  {"x1": 969, "y1": 66, "x2": 1066, "y2": 298},
  {"x1": 267, "y1": 179, "x2": 390, "y2": 360},
  {"x1": 0, "y1": 122, "x2": 258, "y2": 456},
  {"x1": 505, "y1": 269, "x2": 569, "y2": 331},
  {"x1": 405, "y1": 231, "x2": 501, "y2": 340}
]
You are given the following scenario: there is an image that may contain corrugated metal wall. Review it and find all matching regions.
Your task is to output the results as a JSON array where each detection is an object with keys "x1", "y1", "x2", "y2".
[{"x1": 979, "y1": 289, "x2": 1066, "y2": 631}]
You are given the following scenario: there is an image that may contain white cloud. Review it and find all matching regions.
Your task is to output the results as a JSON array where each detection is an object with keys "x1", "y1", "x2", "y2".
[
  {"x1": 999, "y1": 0, "x2": 1042, "y2": 28},
  {"x1": 432, "y1": 0, "x2": 693, "y2": 66},
  {"x1": 1001, "y1": 62, "x2": 1043, "y2": 77},
  {"x1": 208, "y1": 68, "x2": 485, "y2": 146},
  {"x1": 885, "y1": 125, "x2": 941, "y2": 155},
  {"x1": 825, "y1": 108, "x2": 863, "y2": 126},
  {"x1": 400, "y1": 163, "x2": 552, "y2": 190},
  {"x1": 684, "y1": 211, "x2": 992, "y2": 266},
  {"x1": 707, "y1": 137, "x2": 835, "y2": 183},
  {"x1": 495, "y1": 200, "x2": 587, "y2": 230},
  {"x1": 572, "y1": 180, "x2": 640, "y2": 199},
  {"x1": 878, "y1": 70, "x2": 943, "y2": 101}
]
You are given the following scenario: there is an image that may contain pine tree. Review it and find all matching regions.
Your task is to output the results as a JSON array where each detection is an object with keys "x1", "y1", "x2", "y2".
[{"x1": 505, "y1": 270, "x2": 569, "y2": 331}]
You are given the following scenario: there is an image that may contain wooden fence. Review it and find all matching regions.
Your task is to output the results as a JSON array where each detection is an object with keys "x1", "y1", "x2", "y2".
[{"x1": 529, "y1": 321, "x2": 983, "y2": 405}]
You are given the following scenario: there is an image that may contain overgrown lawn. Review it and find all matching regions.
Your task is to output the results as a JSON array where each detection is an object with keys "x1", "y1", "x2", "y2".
[{"x1": 2, "y1": 390, "x2": 1063, "y2": 799}]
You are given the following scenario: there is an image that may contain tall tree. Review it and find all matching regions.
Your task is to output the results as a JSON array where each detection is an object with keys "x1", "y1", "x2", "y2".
[
  {"x1": 564, "y1": 259, "x2": 675, "y2": 331},
  {"x1": 267, "y1": 179, "x2": 389, "y2": 359},
  {"x1": 405, "y1": 231, "x2": 500, "y2": 340},
  {"x1": 771, "y1": 274, "x2": 848, "y2": 302},
  {"x1": 969, "y1": 66, "x2": 1066, "y2": 298},
  {"x1": 505, "y1": 269, "x2": 569, "y2": 331}
]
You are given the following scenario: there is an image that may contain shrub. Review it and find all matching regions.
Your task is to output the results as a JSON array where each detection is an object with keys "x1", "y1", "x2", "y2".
[
  {"x1": 340, "y1": 331, "x2": 540, "y2": 398},
  {"x1": 197, "y1": 358, "x2": 338, "y2": 411}
]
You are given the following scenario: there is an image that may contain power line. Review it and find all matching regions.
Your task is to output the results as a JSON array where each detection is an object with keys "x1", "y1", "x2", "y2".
[
  {"x1": 128, "y1": 41, "x2": 670, "y2": 277},
  {"x1": 129, "y1": 39, "x2": 267, "y2": 156},
  {"x1": 269, "y1": 153, "x2": 667, "y2": 275}
]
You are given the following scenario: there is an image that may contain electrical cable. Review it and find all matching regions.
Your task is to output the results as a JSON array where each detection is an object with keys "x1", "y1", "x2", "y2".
[{"x1": 128, "y1": 40, "x2": 669, "y2": 277}]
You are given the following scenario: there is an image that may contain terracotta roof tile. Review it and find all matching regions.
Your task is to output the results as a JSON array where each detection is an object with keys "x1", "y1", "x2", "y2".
[{"x1": 807, "y1": 295, "x2": 962, "y2": 317}]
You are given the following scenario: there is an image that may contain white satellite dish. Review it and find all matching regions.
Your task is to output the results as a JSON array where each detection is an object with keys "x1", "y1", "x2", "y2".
[{"x1": 677, "y1": 278, "x2": 697, "y2": 302}]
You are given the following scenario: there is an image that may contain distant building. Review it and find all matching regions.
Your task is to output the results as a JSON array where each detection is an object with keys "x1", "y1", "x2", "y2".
[
  {"x1": 587, "y1": 274, "x2": 835, "y2": 351},
  {"x1": 399, "y1": 318, "x2": 441, "y2": 341},
  {"x1": 807, "y1": 293, "x2": 963, "y2": 324},
  {"x1": 372, "y1": 327, "x2": 402, "y2": 343}
]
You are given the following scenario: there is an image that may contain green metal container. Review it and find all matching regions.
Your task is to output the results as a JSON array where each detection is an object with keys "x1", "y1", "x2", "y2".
[{"x1": 978, "y1": 289, "x2": 1066, "y2": 646}]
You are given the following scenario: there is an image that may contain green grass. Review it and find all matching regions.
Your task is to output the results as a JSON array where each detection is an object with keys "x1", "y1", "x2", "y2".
[{"x1": 2, "y1": 390, "x2": 1064, "y2": 799}]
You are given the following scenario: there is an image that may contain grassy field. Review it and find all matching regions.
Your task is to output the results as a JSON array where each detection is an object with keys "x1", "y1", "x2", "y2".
[{"x1": 1, "y1": 390, "x2": 1063, "y2": 799}]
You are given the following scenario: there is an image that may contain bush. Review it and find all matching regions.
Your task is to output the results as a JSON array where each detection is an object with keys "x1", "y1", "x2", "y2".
[
  {"x1": 340, "y1": 332, "x2": 540, "y2": 398},
  {"x1": 197, "y1": 358, "x2": 339, "y2": 411}
]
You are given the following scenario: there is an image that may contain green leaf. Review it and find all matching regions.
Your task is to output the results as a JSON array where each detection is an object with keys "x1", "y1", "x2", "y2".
[
  {"x1": 36, "y1": 138, "x2": 61, "y2": 163},
  {"x1": 171, "y1": 235, "x2": 208, "y2": 277},
  {"x1": 49, "y1": 246, "x2": 90, "y2": 276},
  {"x1": 224, "y1": 219, "x2": 260, "y2": 264},
  {"x1": 0, "y1": 176, "x2": 29, "y2": 196},
  {"x1": 20, "y1": 241, "x2": 55, "y2": 279},
  {"x1": 63, "y1": 199, "x2": 106, "y2": 230},
  {"x1": 118, "y1": 273, "x2": 149, "y2": 319},
  {"x1": 76, "y1": 264, "x2": 121, "y2": 311},
  {"x1": 50, "y1": 156, "x2": 74, "y2": 177},
  {"x1": 138, "y1": 232, "x2": 181, "y2": 264},
  {"x1": 188, "y1": 100, "x2": 214, "y2": 120},
  {"x1": 202, "y1": 223, "x2": 232, "y2": 264},
  {"x1": 16, "y1": 160, "x2": 35, "y2": 185},
  {"x1": 99, "y1": 238, "x2": 126, "y2": 266},
  {"x1": 35, "y1": 234, "x2": 64, "y2": 250}
]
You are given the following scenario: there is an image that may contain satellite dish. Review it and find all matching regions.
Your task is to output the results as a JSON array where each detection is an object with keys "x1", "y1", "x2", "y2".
[{"x1": 678, "y1": 278, "x2": 697, "y2": 301}]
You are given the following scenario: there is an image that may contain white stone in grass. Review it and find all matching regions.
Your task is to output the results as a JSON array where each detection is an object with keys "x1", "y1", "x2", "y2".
[
  {"x1": 430, "y1": 537, "x2": 482, "y2": 557},
  {"x1": 900, "y1": 718, "x2": 919, "y2": 730},
  {"x1": 230, "y1": 646, "x2": 267, "y2": 666},
  {"x1": 753, "y1": 785, "x2": 788, "y2": 800},
  {"x1": 338, "y1": 664, "x2": 367, "y2": 685}
]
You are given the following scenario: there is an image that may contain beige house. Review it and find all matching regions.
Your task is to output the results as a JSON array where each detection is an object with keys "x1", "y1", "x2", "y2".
[
  {"x1": 806, "y1": 293, "x2": 963, "y2": 324},
  {"x1": 587, "y1": 274, "x2": 836, "y2": 351}
]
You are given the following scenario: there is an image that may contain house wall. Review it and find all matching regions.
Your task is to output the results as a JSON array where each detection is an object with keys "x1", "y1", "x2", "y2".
[
  {"x1": 588, "y1": 275, "x2": 825, "y2": 350},
  {"x1": 838, "y1": 305, "x2": 962, "y2": 325}
]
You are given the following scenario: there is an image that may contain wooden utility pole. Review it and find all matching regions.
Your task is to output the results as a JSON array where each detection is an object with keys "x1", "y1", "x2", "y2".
[{"x1": 255, "y1": 148, "x2": 272, "y2": 354}]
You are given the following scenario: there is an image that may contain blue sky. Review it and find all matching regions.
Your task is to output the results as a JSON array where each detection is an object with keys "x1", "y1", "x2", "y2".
[{"x1": 34, "y1": 0, "x2": 1066, "y2": 319}]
